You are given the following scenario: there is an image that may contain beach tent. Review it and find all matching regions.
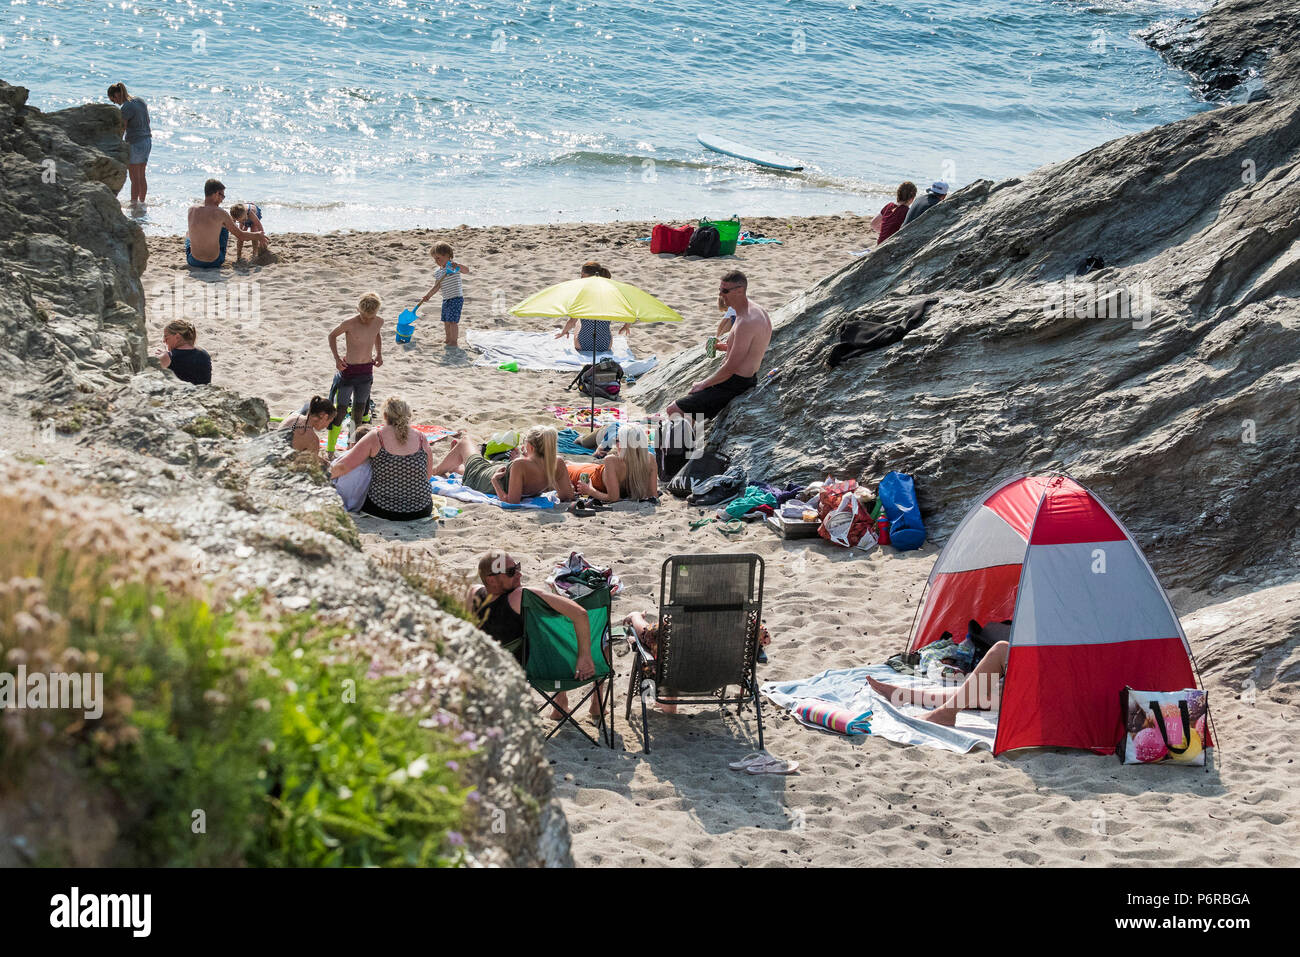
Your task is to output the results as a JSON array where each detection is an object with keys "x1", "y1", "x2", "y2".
[{"x1": 907, "y1": 474, "x2": 1201, "y2": 755}]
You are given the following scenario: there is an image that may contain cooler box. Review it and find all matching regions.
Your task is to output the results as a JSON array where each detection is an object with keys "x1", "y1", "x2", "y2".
[
  {"x1": 651, "y1": 223, "x2": 694, "y2": 254},
  {"x1": 701, "y1": 216, "x2": 741, "y2": 255}
]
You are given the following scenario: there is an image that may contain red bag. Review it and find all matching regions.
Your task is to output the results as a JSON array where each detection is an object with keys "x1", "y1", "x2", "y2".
[
  {"x1": 651, "y1": 224, "x2": 694, "y2": 255},
  {"x1": 816, "y1": 479, "x2": 856, "y2": 522}
]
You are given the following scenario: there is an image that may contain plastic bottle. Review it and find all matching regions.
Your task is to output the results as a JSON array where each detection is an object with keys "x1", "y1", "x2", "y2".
[
  {"x1": 498, "y1": 361, "x2": 519, "y2": 372},
  {"x1": 876, "y1": 517, "x2": 890, "y2": 546}
]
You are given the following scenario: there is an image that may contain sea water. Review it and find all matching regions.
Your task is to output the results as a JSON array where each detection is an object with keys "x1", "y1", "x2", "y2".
[{"x1": 2, "y1": 0, "x2": 1211, "y2": 235}]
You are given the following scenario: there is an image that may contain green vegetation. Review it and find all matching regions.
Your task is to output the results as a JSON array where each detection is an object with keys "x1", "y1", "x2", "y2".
[
  {"x1": 281, "y1": 450, "x2": 328, "y2": 485},
  {"x1": 385, "y1": 553, "x2": 484, "y2": 628},
  {"x1": 181, "y1": 416, "x2": 222, "y2": 438},
  {"x1": 303, "y1": 504, "x2": 362, "y2": 551},
  {"x1": 0, "y1": 492, "x2": 471, "y2": 867}
]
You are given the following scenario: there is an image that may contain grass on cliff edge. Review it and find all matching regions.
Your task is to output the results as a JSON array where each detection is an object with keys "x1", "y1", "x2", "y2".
[{"x1": 0, "y1": 492, "x2": 471, "y2": 867}]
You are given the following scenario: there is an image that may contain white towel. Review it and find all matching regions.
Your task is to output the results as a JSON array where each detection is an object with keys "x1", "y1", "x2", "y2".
[{"x1": 465, "y1": 329, "x2": 651, "y2": 373}]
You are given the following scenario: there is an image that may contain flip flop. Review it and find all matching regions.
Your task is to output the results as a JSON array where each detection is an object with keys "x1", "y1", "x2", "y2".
[
  {"x1": 728, "y1": 751, "x2": 770, "y2": 771},
  {"x1": 745, "y1": 756, "x2": 799, "y2": 775}
]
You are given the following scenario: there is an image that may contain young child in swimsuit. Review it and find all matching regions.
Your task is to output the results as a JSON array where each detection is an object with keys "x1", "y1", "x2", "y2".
[
  {"x1": 326, "y1": 292, "x2": 384, "y2": 453},
  {"x1": 228, "y1": 202, "x2": 267, "y2": 261},
  {"x1": 418, "y1": 242, "x2": 470, "y2": 348}
]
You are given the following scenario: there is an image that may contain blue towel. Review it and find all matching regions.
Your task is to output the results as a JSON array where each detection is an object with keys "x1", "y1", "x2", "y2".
[{"x1": 557, "y1": 427, "x2": 592, "y2": 458}]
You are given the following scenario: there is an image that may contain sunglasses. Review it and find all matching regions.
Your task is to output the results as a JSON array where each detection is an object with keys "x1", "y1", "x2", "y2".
[
  {"x1": 497, "y1": 563, "x2": 521, "y2": 577},
  {"x1": 719, "y1": 285, "x2": 740, "y2": 293}
]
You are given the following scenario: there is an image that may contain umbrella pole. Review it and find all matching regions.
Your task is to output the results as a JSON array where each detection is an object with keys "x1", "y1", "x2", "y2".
[{"x1": 590, "y1": 339, "x2": 596, "y2": 432}]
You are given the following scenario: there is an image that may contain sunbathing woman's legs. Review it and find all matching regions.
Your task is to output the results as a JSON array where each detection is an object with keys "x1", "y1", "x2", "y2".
[
  {"x1": 865, "y1": 640, "x2": 1009, "y2": 726},
  {"x1": 432, "y1": 431, "x2": 473, "y2": 475}
]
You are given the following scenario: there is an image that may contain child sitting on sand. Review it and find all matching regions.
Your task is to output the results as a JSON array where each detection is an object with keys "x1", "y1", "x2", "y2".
[
  {"x1": 418, "y1": 242, "x2": 470, "y2": 347},
  {"x1": 228, "y1": 202, "x2": 268, "y2": 260},
  {"x1": 326, "y1": 293, "x2": 385, "y2": 453},
  {"x1": 156, "y1": 319, "x2": 212, "y2": 385}
]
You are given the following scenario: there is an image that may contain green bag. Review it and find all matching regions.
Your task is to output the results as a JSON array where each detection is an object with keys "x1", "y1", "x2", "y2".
[{"x1": 700, "y1": 216, "x2": 741, "y2": 255}]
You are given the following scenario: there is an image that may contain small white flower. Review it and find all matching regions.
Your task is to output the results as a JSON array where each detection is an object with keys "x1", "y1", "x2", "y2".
[{"x1": 406, "y1": 756, "x2": 430, "y2": 779}]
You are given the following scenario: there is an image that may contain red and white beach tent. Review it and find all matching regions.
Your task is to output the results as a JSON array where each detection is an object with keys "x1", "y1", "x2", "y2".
[{"x1": 908, "y1": 474, "x2": 1200, "y2": 755}]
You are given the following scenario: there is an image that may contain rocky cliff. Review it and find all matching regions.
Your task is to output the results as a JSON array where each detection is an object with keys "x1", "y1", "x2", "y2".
[
  {"x1": 0, "y1": 80, "x2": 571, "y2": 867},
  {"x1": 635, "y1": 0, "x2": 1300, "y2": 596}
]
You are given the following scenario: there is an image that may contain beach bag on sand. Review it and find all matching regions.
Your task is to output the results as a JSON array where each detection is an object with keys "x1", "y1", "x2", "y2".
[
  {"x1": 876, "y1": 470, "x2": 926, "y2": 550},
  {"x1": 815, "y1": 479, "x2": 856, "y2": 521},
  {"x1": 1118, "y1": 687, "x2": 1211, "y2": 766},
  {"x1": 818, "y1": 489, "x2": 877, "y2": 549},
  {"x1": 651, "y1": 223, "x2": 694, "y2": 255},
  {"x1": 686, "y1": 224, "x2": 721, "y2": 258},
  {"x1": 569, "y1": 358, "x2": 624, "y2": 401},
  {"x1": 668, "y1": 449, "x2": 730, "y2": 498}
]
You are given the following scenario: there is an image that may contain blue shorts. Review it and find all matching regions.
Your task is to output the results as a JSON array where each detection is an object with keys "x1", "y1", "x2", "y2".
[
  {"x1": 185, "y1": 229, "x2": 229, "y2": 269},
  {"x1": 441, "y1": 296, "x2": 464, "y2": 324},
  {"x1": 128, "y1": 137, "x2": 152, "y2": 165}
]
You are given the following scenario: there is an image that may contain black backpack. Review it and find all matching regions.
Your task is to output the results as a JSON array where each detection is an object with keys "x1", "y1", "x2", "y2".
[
  {"x1": 654, "y1": 415, "x2": 697, "y2": 482},
  {"x1": 686, "y1": 224, "x2": 721, "y2": 258},
  {"x1": 568, "y1": 358, "x2": 624, "y2": 401}
]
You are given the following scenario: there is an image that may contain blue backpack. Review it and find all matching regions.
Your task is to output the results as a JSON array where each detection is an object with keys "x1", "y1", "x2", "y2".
[{"x1": 877, "y1": 471, "x2": 926, "y2": 551}]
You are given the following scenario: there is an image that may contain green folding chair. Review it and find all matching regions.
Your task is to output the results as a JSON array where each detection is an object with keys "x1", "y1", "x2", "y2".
[{"x1": 520, "y1": 587, "x2": 616, "y2": 747}]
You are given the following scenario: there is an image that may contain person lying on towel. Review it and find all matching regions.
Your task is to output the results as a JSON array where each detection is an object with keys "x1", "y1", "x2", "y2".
[
  {"x1": 865, "y1": 641, "x2": 1009, "y2": 726},
  {"x1": 434, "y1": 426, "x2": 575, "y2": 504}
]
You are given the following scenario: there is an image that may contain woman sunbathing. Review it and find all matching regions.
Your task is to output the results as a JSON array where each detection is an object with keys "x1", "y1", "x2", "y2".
[
  {"x1": 434, "y1": 425, "x2": 575, "y2": 504},
  {"x1": 566, "y1": 423, "x2": 658, "y2": 503},
  {"x1": 865, "y1": 640, "x2": 1009, "y2": 726}
]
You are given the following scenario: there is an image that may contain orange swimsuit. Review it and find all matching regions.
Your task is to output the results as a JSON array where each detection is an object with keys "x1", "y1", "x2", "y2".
[{"x1": 566, "y1": 462, "x2": 607, "y2": 493}]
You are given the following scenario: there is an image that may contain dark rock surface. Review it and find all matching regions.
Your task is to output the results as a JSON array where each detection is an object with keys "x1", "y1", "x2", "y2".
[{"x1": 634, "y1": 0, "x2": 1300, "y2": 596}]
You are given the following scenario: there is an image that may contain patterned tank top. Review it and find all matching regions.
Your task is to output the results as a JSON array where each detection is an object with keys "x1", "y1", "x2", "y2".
[{"x1": 367, "y1": 438, "x2": 432, "y2": 515}]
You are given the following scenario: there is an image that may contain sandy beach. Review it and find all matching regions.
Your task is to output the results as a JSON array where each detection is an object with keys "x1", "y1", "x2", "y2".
[{"x1": 139, "y1": 218, "x2": 1299, "y2": 868}]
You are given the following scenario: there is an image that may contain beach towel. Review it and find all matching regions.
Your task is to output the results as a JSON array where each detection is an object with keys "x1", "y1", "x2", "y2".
[
  {"x1": 556, "y1": 428, "x2": 592, "y2": 458},
  {"x1": 430, "y1": 474, "x2": 559, "y2": 510},
  {"x1": 792, "y1": 698, "x2": 873, "y2": 735},
  {"x1": 546, "y1": 405, "x2": 625, "y2": 430},
  {"x1": 465, "y1": 329, "x2": 651, "y2": 373},
  {"x1": 761, "y1": 665, "x2": 998, "y2": 754}
]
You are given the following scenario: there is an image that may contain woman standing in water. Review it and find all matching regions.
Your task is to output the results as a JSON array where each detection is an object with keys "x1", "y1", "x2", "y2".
[{"x1": 107, "y1": 82, "x2": 151, "y2": 204}]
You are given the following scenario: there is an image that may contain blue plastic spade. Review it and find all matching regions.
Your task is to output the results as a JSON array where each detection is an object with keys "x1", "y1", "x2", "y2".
[{"x1": 398, "y1": 307, "x2": 420, "y2": 325}]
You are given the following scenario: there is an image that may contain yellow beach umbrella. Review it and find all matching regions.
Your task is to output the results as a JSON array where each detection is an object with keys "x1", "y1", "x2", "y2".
[
  {"x1": 510, "y1": 276, "x2": 684, "y2": 325},
  {"x1": 511, "y1": 276, "x2": 683, "y2": 428}
]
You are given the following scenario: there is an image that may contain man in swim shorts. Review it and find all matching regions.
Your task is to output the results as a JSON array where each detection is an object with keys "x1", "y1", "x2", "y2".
[
  {"x1": 185, "y1": 179, "x2": 271, "y2": 269},
  {"x1": 666, "y1": 270, "x2": 772, "y2": 420}
]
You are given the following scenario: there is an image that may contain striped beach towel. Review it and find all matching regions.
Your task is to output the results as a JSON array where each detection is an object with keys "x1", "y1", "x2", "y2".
[{"x1": 793, "y1": 698, "x2": 872, "y2": 736}]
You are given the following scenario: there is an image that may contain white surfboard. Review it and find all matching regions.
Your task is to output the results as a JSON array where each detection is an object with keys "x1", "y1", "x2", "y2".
[{"x1": 697, "y1": 132, "x2": 804, "y2": 171}]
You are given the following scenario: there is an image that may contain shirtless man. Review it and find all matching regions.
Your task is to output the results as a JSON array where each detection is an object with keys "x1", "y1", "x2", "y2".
[
  {"x1": 325, "y1": 292, "x2": 385, "y2": 452},
  {"x1": 185, "y1": 179, "x2": 271, "y2": 269},
  {"x1": 666, "y1": 270, "x2": 772, "y2": 420}
]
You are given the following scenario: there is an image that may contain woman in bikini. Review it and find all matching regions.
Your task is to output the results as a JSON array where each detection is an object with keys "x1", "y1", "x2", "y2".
[
  {"x1": 433, "y1": 425, "x2": 575, "y2": 505},
  {"x1": 279, "y1": 395, "x2": 336, "y2": 465},
  {"x1": 566, "y1": 423, "x2": 658, "y2": 503}
]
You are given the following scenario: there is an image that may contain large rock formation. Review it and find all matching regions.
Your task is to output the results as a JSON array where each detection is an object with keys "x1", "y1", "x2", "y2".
[
  {"x1": 0, "y1": 81, "x2": 571, "y2": 867},
  {"x1": 635, "y1": 0, "x2": 1300, "y2": 596}
]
